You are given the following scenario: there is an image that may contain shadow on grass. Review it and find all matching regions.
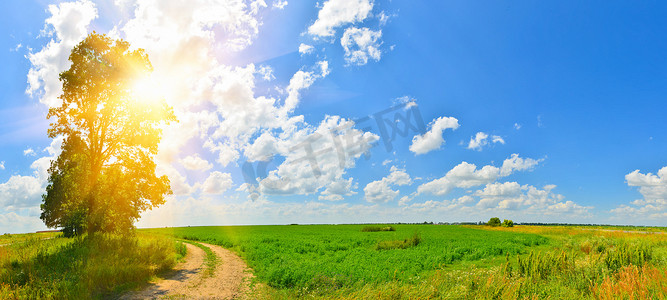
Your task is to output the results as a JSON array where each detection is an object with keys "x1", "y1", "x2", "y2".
[{"x1": 1, "y1": 234, "x2": 181, "y2": 299}]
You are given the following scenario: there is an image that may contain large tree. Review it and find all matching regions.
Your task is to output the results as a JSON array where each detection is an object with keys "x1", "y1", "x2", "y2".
[{"x1": 41, "y1": 33, "x2": 176, "y2": 235}]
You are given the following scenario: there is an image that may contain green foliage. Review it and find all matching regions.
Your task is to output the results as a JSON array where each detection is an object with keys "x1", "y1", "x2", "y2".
[
  {"x1": 144, "y1": 224, "x2": 548, "y2": 293},
  {"x1": 0, "y1": 233, "x2": 180, "y2": 299},
  {"x1": 516, "y1": 251, "x2": 572, "y2": 279},
  {"x1": 174, "y1": 241, "x2": 187, "y2": 261},
  {"x1": 603, "y1": 242, "x2": 652, "y2": 271},
  {"x1": 375, "y1": 232, "x2": 421, "y2": 250},
  {"x1": 183, "y1": 241, "x2": 218, "y2": 277},
  {"x1": 487, "y1": 217, "x2": 501, "y2": 227},
  {"x1": 41, "y1": 32, "x2": 176, "y2": 235},
  {"x1": 360, "y1": 225, "x2": 395, "y2": 232},
  {"x1": 502, "y1": 219, "x2": 514, "y2": 227}
]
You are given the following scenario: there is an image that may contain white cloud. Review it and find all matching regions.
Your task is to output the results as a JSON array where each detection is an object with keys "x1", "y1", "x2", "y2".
[
  {"x1": 0, "y1": 139, "x2": 62, "y2": 212},
  {"x1": 0, "y1": 175, "x2": 44, "y2": 210},
  {"x1": 394, "y1": 96, "x2": 417, "y2": 109},
  {"x1": 612, "y1": 167, "x2": 667, "y2": 220},
  {"x1": 26, "y1": 0, "x2": 98, "y2": 107},
  {"x1": 378, "y1": 11, "x2": 390, "y2": 26},
  {"x1": 158, "y1": 165, "x2": 195, "y2": 196},
  {"x1": 514, "y1": 123, "x2": 522, "y2": 130},
  {"x1": 307, "y1": 0, "x2": 374, "y2": 38},
  {"x1": 258, "y1": 115, "x2": 379, "y2": 197},
  {"x1": 112, "y1": 1, "x2": 334, "y2": 193},
  {"x1": 299, "y1": 43, "x2": 314, "y2": 55},
  {"x1": 273, "y1": 0, "x2": 288, "y2": 9},
  {"x1": 180, "y1": 154, "x2": 213, "y2": 171},
  {"x1": 285, "y1": 61, "x2": 329, "y2": 111},
  {"x1": 473, "y1": 182, "x2": 591, "y2": 216},
  {"x1": 500, "y1": 153, "x2": 541, "y2": 177},
  {"x1": 364, "y1": 166, "x2": 412, "y2": 203},
  {"x1": 204, "y1": 140, "x2": 240, "y2": 168},
  {"x1": 257, "y1": 65, "x2": 275, "y2": 81},
  {"x1": 319, "y1": 178, "x2": 356, "y2": 201},
  {"x1": 11, "y1": 44, "x2": 23, "y2": 52},
  {"x1": 123, "y1": 0, "x2": 267, "y2": 53},
  {"x1": 23, "y1": 148, "x2": 36, "y2": 156},
  {"x1": 417, "y1": 154, "x2": 541, "y2": 196},
  {"x1": 409, "y1": 116, "x2": 459, "y2": 155},
  {"x1": 0, "y1": 161, "x2": 4, "y2": 170},
  {"x1": 492, "y1": 135, "x2": 505, "y2": 144},
  {"x1": 467, "y1": 132, "x2": 504, "y2": 151},
  {"x1": 244, "y1": 131, "x2": 279, "y2": 162},
  {"x1": 201, "y1": 171, "x2": 233, "y2": 194},
  {"x1": 0, "y1": 212, "x2": 47, "y2": 234},
  {"x1": 340, "y1": 27, "x2": 382, "y2": 66}
]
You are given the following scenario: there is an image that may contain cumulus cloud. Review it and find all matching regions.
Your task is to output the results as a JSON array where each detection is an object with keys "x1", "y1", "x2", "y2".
[
  {"x1": 473, "y1": 182, "x2": 591, "y2": 216},
  {"x1": 409, "y1": 116, "x2": 459, "y2": 155},
  {"x1": 0, "y1": 212, "x2": 47, "y2": 234},
  {"x1": 256, "y1": 116, "x2": 378, "y2": 199},
  {"x1": 417, "y1": 154, "x2": 541, "y2": 196},
  {"x1": 500, "y1": 154, "x2": 541, "y2": 177},
  {"x1": 23, "y1": 148, "x2": 36, "y2": 156},
  {"x1": 340, "y1": 27, "x2": 382, "y2": 66},
  {"x1": 299, "y1": 43, "x2": 314, "y2": 55},
  {"x1": 273, "y1": 0, "x2": 288, "y2": 9},
  {"x1": 307, "y1": 0, "x2": 374, "y2": 38},
  {"x1": 26, "y1": 0, "x2": 98, "y2": 107},
  {"x1": 612, "y1": 167, "x2": 667, "y2": 220},
  {"x1": 0, "y1": 175, "x2": 44, "y2": 210},
  {"x1": 285, "y1": 61, "x2": 330, "y2": 112},
  {"x1": 0, "y1": 138, "x2": 62, "y2": 212},
  {"x1": 467, "y1": 132, "x2": 504, "y2": 151},
  {"x1": 364, "y1": 166, "x2": 412, "y2": 203},
  {"x1": 180, "y1": 154, "x2": 213, "y2": 171},
  {"x1": 201, "y1": 171, "x2": 233, "y2": 194}
]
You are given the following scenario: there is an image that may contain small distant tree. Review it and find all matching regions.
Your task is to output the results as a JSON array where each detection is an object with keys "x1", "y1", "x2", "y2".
[
  {"x1": 40, "y1": 33, "x2": 176, "y2": 236},
  {"x1": 502, "y1": 219, "x2": 514, "y2": 227},
  {"x1": 487, "y1": 217, "x2": 501, "y2": 227}
]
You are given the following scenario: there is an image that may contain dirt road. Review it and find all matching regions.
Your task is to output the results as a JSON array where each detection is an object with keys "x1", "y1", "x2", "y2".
[{"x1": 120, "y1": 242, "x2": 256, "y2": 299}]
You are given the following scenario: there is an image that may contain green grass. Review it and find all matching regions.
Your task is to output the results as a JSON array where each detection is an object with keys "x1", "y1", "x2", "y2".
[
  {"x1": 0, "y1": 232, "x2": 185, "y2": 299},
  {"x1": 5, "y1": 224, "x2": 665, "y2": 299},
  {"x1": 143, "y1": 224, "x2": 667, "y2": 299},
  {"x1": 181, "y1": 240, "x2": 218, "y2": 277},
  {"x1": 143, "y1": 224, "x2": 549, "y2": 294},
  {"x1": 0, "y1": 232, "x2": 61, "y2": 245}
]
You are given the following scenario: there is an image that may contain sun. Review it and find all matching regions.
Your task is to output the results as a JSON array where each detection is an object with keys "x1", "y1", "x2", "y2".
[{"x1": 130, "y1": 74, "x2": 164, "y2": 106}]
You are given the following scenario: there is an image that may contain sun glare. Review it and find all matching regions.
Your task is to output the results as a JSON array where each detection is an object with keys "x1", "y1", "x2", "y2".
[{"x1": 130, "y1": 74, "x2": 163, "y2": 105}]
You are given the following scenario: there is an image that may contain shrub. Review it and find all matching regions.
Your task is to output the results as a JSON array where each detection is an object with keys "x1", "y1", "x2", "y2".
[
  {"x1": 516, "y1": 251, "x2": 572, "y2": 279},
  {"x1": 603, "y1": 242, "x2": 652, "y2": 271},
  {"x1": 376, "y1": 232, "x2": 421, "y2": 250},
  {"x1": 361, "y1": 226, "x2": 396, "y2": 232},
  {"x1": 174, "y1": 241, "x2": 187, "y2": 261},
  {"x1": 488, "y1": 217, "x2": 501, "y2": 227},
  {"x1": 502, "y1": 220, "x2": 514, "y2": 227}
]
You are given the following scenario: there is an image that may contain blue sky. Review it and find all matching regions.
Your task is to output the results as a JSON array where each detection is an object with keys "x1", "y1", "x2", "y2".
[{"x1": 1, "y1": 0, "x2": 666, "y2": 233}]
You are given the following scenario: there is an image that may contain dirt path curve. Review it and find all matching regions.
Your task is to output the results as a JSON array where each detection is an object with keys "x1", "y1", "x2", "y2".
[{"x1": 120, "y1": 242, "x2": 256, "y2": 299}]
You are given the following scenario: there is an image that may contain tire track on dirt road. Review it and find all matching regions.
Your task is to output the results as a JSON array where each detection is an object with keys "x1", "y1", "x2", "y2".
[{"x1": 120, "y1": 241, "x2": 257, "y2": 299}]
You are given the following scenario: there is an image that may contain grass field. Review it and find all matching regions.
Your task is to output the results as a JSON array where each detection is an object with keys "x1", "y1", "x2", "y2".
[
  {"x1": 3, "y1": 224, "x2": 666, "y2": 299},
  {"x1": 145, "y1": 225, "x2": 548, "y2": 291},
  {"x1": 143, "y1": 224, "x2": 667, "y2": 299},
  {"x1": 0, "y1": 232, "x2": 186, "y2": 299}
]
